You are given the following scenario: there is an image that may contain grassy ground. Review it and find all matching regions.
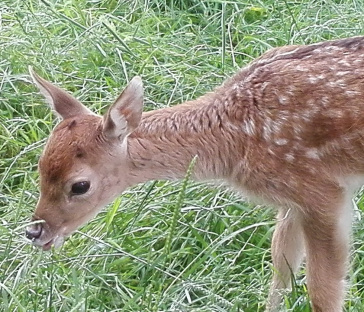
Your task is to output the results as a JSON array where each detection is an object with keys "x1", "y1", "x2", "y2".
[{"x1": 1, "y1": 0, "x2": 364, "y2": 311}]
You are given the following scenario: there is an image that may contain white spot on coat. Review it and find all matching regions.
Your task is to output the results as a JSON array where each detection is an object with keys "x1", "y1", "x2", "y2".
[
  {"x1": 305, "y1": 148, "x2": 320, "y2": 159},
  {"x1": 242, "y1": 118, "x2": 256, "y2": 136},
  {"x1": 275, "y1": 138, "x2": 288, "y2": 146}
]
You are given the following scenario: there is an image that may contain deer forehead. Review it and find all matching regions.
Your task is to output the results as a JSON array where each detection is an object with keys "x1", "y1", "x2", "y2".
[{"x1": 39, "y1": 115, "x2": 104, "y2": 185}]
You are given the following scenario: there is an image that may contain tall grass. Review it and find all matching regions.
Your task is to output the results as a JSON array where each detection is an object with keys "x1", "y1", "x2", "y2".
[{"x1": 1, "y1": 0, "x2": 364, "y2": 311}]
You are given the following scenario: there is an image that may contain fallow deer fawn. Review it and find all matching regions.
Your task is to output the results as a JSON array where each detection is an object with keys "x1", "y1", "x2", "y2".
[{"x1": 26, "y1": 36, "x2": 364, "y2": 311}]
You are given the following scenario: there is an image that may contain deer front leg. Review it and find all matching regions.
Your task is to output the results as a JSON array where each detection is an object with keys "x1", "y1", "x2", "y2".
[
  {"x1": 302, "y1": 201, "x2": 351, "y2": 312},
  {"x1": 266, "y1": 209, "x2": 305, "y2": 311}
]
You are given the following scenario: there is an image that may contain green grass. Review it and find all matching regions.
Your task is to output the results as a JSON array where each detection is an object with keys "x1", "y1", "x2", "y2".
[{"x1": 1, "y1": 0, "x2": 364, "y2": 311}]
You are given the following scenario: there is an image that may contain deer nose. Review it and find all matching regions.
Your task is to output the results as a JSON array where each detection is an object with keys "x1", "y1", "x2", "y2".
[{"x1": 25, "y1": 223, "x2": 43, "y2": 241}]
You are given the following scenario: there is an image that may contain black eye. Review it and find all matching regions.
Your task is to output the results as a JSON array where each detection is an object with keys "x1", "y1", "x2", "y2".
[{"x1": 71, "y1": 181, "x2": 90, "y2": 195}]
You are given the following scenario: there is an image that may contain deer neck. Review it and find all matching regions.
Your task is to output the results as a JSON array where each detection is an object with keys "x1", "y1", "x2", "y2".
[{"x1": 126, "y1": 92, "x2": 247, "y2": 185}]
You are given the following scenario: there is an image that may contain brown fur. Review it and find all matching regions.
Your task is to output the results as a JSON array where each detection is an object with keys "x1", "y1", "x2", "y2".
[{"x1": 27, "y1": 36, "x2": 364, "y2": 312}]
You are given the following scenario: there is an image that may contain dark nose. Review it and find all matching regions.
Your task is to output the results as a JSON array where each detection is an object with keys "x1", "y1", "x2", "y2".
[{"x1": 25, "y1": 223, "x2": 43, "y2": 241}]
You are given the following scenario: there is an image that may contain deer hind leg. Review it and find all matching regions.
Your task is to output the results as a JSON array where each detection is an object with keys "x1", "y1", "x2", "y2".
[
  {"x1": 302, "y1": 198, "x2": 352, "y2": 312},
  {"x1": 266, "y1": 208, "x2": 305, "y2": 311}
]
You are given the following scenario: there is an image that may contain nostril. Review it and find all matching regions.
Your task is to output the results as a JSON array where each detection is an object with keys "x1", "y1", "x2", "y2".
[{"x1": 25, "y1": 223, "x2": 43, "y2": 241}]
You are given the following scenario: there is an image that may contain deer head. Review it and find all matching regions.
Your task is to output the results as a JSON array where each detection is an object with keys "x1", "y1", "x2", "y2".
[{"x1": 26, "y1": 68, "x2": 143, "y2": 250}]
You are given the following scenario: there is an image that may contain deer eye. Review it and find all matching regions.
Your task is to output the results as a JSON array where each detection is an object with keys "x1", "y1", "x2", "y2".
[{"x1": 71, "y1": 181, "x2": 90, "y2": 195}]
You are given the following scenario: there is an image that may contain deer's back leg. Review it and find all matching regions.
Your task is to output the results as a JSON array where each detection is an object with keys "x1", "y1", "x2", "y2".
[
  {"x1": 266, "y1": 208, "x2": 305, "y2": 311},
  {"x1": 301, "y1": 192, "x2": 352, "y2": 312}
]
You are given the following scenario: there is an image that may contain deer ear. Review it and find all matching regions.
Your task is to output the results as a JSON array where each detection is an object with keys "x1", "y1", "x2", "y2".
[
  {"x1": 102, "y1": 76, "x2": 143, "y2": 141},
  {"x1": 29, "y1": 66, "x2": 93, "y2": 119}
]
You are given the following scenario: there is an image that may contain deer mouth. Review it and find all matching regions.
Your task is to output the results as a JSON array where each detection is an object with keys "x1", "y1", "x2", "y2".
[
  {"x1": 26, "y1": 221, "x2": 69, "y2": 251},
  {"x1": 30, "y1": 234, "x2": 65, "y2": 251},
  {"x1": 40, "y1": 236, "x2": 65, "y2": 251},
  {"x1": 41, "y1": 238, "x2": 55, "y2": 251}
]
